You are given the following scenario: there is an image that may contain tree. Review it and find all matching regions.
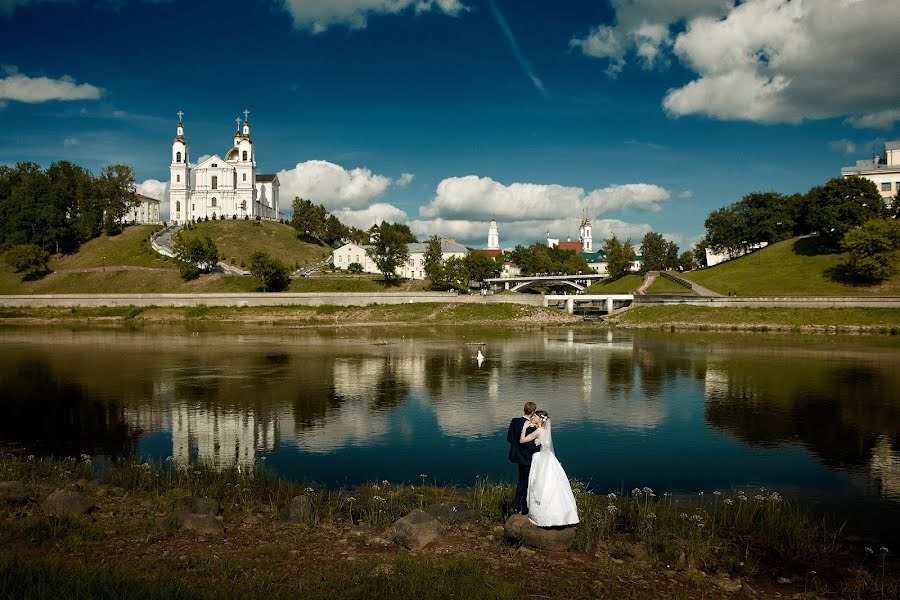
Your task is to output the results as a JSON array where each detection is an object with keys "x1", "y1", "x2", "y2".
[
  {"x1": 174, "y1": 235, "x2": 219, "y2": 280},
  {"x1": 4, "y1": 244, "x2": 51, "y2": 280},
  {"x1": 290, "y1": 197, "x2": 327, "y2": 241},
  {"x1": 677, "y1": 250, "x2": 697, "y2": 271},
  {"x1": 96, "y1": 164, "x2": 137, "y2": 235},
  {"x1": 423, "y1": 235, "x2": 444, "y2": 285},
  {"x1": 366, "y1": 220, "x2": 410, "y2": 283},
  {"x1": 347, "y1": 262, "x2": 363, "y2": 274},
  {"x1": 441, "y1": 255, "x2": 470, "y2": 291},
  {"x1": 703, "y1": 191, "x2": 799, "y2": 256},
  {"x1": 379, "y1": 222, "x2": 417, "y2": 244},
  {"x1": 840, "y1": 218, "x2": 900, "y2": 283},
  {"x1": 693, "y1": 238, "x2": 709, "y2": 268},
  {"x1": 249, "y1": 251, "x2": 291, "y2": 291},
  {"x1": 665, "y1": 240, "x2": 680, "y2": 270},
  {"x1": 639, "y1": 232, "x2": 668, "y2": 271},
  {"x1": 806, "y1": 177, "x2": 883, "y2": 249},
  {"x1": 322, "y1": 214, "x2": 347, "y2": 247},
  {"x1": 604, "y1": 236, "x2": 635, "y2": 279},
  {"x1": 464, "y1": 251, "x2": 501, "y2": 284}
]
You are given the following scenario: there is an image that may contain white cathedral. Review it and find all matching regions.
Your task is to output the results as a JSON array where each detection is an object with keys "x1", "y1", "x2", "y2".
[{"x1": 169, "y1": 111, "x2": 281, "y2": 224}]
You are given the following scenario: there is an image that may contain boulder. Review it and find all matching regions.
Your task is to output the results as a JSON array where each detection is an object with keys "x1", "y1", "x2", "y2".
[
  {"x1": 280, "y1": 495, "x2": 312, "y2": 522},
  {"x1": 41, "y1": 489, "x2": 95, "y2": 517},
  {"x1": 0, "y1": 481, "x2": 29, "y2": 504},
  {"x1": 503, "y1": 514, "x2": 576, "y2": 551},
  {"x1": 424, "y1": 502, "x2": 479, "y2": 525},
  {"x1": 180, "y1": 496, "x2": 221, "y2": 516},
  {"x1": 174, "y1": 511, "x2": 225, "y2": 536},
  {"x1": 390, "y1": 509, "x2": 441, "y2": 550}
]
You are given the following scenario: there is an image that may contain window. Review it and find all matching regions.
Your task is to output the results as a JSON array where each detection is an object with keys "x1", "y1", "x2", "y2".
[
  {"x1": 241, "y1": 200, "x2": 246, "y2": 210},
  {"x1": 882, "y1": 182, "x2": 892, "y2": 192},
  {"x1": 175, "y1": 201, "x2": 181, "y2": 212},
  {"x1": 211, "y1": 176, "x2": 218, "y2": 190},
  {"x1": 211, "y1": 163, "x2": 218, "y2": 167},
  {"x1": 211, "y1": 198, "x2": 217, "y2": 207},
  {"x1": 176, "y1": 151, "x2": 181, "y2": 163},
  {"x1": 242, "y1": 151, "x2": 247, "y2": 161},
  {"x1": 242, "y1": 173, "x2": 246, "y2": 181},
  {"x1": 192, "y1": 204, "x2": 195, "y2": 211}
]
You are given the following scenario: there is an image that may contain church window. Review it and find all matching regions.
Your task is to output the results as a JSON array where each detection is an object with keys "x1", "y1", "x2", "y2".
[
  {"x1": 176, "y1": 201, "x2": 181, "y2": 212},
  {"x1": 176, "y1": 151, "x2": 182, "y2": 163},
  {"x1": 211, "y1": 198, "x2": 217, "y2": 207},
  {"x1": 211, "y1": 176, "x2": 218, "y2": 190},
  {"x1": 176, "y1": 174, "x2": 180, "y2": 183},
  {"x1": 242, "y1": 151, "x2": 247, "y2": 161},
  {"x1": 212, "y1": 163, "x2": 218, "y2": 167},
  {"x1": 192, "y1": 204, "x2": 195, "y2": 211},
  {"x1": 241, "y1": 200, "x2": 246, "y2": 210},
  {"x1": 242, "y1": 173, "x2": 246, "y2": 182}
]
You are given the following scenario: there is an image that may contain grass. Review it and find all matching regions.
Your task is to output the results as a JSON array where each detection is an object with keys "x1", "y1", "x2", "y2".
[
  {"x1": 612, "y1": 305, "x2": 900, "y2": 332},
  {"x1": 288, "y1": 274, "x2": 431, "y2": 293},
  {"x1": 645, "y1": 274, "x2": 696, "y2": 294},
  {"x1": 584, "y1": 274, "x2": 643, "y2": 294},
  {"x1": 682, "y1": 237, "x2": 900, "y2": 297},
  {"x1": 176, "y1": 220, "x2": 330, "y2": 270}
]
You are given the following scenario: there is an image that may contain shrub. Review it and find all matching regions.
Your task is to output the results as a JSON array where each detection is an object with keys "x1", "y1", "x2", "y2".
[
  {"x1": 232, "y1": 214, "x2": 237, "y2": 220},
  {"x1": 174, "y1": 235, "x2": 219, "y2": 281},
  {"x1": 244, "y1": 215, "x2": 249, "y2": 220},
  {"x1": 347, "y1": 262, "x2": 363, "y2": 274},
  {"x1": 4, "y1": 244, "x2": 51, "y2": 280},
  {"x1": 249, "y1": 251, "x2": 290, "y2": 292},
  {"x1": 255, "y1": 215, "x2": 261, "y2": 221},
  {"x1": 840, "y1": 218, "x2": 900, "y2": 282}
]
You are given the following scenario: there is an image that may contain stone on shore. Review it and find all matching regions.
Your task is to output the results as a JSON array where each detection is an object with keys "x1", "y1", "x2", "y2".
[
  {"x1": 0, "y1": 481, "x2": 29, "y2": 504},
  {"x1": 41, "y1": 489, "x2": 95, "y2": 516},
  {"x1": 280, "y1": 495, "x2": 313, "y2": 522},
  {"x1": 504, "y1": 514, "x2": 576, "y2": 551},
  {"x1": 390, "y1": 509, "x2": 441, "y2": 550},
  {"x1": 424, "y1": 501, "x2": 479, "y2": 525},
  {"x1": 174, "y1": 511, "x2": 225, "y2": 536},
  {"x1": 180, "y1": 496, "x2": 221, "y2": 516}
]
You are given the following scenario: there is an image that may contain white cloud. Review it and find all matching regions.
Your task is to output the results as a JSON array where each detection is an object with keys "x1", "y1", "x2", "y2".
[
  {"x1": 276, "y1": 160, "x2": 410, "y2": 210},
  {"x1": 332, "y1": 203, "x2": 407, "y2": 229},
  {"x1": 574, "y1": 0, "x2": 900, "y2": 127},
  {"x1": 419, "y1": 175, "x2": 671, "y2": 221},
  {"x1": 136, "y1": 178, "x2": 170, "y2": 220},
  {"x1": 195, "y1": 154, "x2": 211, "y2": 164},
  {"x1": 280, "y1": 0, "x2": 467, "y2": 33},
  {"x1": 0, "y1": 65, "x2": 102, "y2": 104},
  {"x1": 829, "y1": 139, "x2": 858, "y2": 155},
  {"x1": 63, "y1": 137, "x2": 78, "y2": 147},
  {"x1": 397, "y1": 172, "x2": 414, "y2": 187}
]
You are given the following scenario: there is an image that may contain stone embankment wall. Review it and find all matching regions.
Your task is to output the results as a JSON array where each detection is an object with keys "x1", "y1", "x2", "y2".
[
  {"x1": 0, "y1": 292, "x2": 546, "y2": 308},
  {"x1": 634, "y1": 296, "x2": 900, "y2": 308}
]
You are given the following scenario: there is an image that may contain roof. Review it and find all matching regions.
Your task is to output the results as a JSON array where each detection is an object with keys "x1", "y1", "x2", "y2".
[
  {"x1": 581, "y1": 250, "x2": 607, "y2": 261},
  {"x1": 407, "y1": 239, "x2": 467, "y2": 253},
  {"x1": 134, "y1": 193, "x2": 161, "y2": 204},
  {"x1": 557, "y1": 241, "x2": 583, "y2": 252},
  {"x1": 256, "y1": 174, "x2": 278, "y2": 183},
  {"x1": 225, "y1": 147, "x2": 239, "y2": 160},
  {"x1": 885, "y1": 141, "x2": 900, "y2": 151},
  {"x1": 474, "y1": 248, "x2": 503, "y2": 257}
]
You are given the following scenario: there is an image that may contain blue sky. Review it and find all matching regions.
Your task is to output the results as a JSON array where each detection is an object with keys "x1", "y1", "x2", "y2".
[{"x1": 1, "y1": 0, "x2": 898, "y2": 249}]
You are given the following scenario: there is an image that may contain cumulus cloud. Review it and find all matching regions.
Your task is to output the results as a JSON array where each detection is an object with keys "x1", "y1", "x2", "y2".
[
  {"x1": 574, "y1": 0, "x2": 900, "y2": 127},
  {"x1": 276, "y1": 160, "x2": 403, "y2": 210},
  {"x1": 280, "y1": 0, "x2": 467, "y2": 33},
  {"x1": 418, "y1": 175, "x2": 671, "y2": 221},
  {"x1": 332, "y1": 203, "x2": 408, "y2": 229},
  {"x1": 136, "y1": 178, "x2": 170, "y2": 220},
  {"x1": 0, "y1": 65, "x2": 102, "y2": 104},
  {"x1": 396, "y1": 172, "x2": 414, "y2": 187}
]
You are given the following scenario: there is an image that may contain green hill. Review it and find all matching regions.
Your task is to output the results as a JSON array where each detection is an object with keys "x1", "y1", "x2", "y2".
[
  {"x1": 176, "y1": 220, "x2": 331, "y2": 270},
  {"x1": 584, "y1": 274, "x2": 643, "y2": 294},
  {"x1": 681, "y1": 237, "x2": 900, "y2": 296}
]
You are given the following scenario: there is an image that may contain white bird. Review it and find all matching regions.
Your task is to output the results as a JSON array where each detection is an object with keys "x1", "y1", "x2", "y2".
[{"x1": 476, "y1": 350, "x2": 485, "y2": 367}]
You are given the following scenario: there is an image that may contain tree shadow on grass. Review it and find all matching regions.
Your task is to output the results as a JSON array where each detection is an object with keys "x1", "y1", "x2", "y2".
[
  {"x1": 822, "y1": 263, "x2": 876, "y2": 288},
  {"x1": 792, "y1": 236, "x2": 841, "y2": 256}
]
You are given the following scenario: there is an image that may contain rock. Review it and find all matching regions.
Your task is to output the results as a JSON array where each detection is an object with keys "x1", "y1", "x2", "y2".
[
  {"x1": 777, "y1": 576, "x2": 792, "y2": 585},
  {"x1": 174, "y1": 512, "x2": 225, "y2": 537},
  {"x1": 424, "y1": 502, "x2": 479, "y2": 525},
  {"x1": 279, "y1": 495, "x2": 312, "y2": 522},
  {"x1": 41, "y1": 489, "x2": 95, "y2": 517},
  {"x1": 0, "y1": 481, "x2": 29, "y2": 504},
  {"x1": 503, "y1": 514, "x2": 576, "y2": 552},
  {"x1": 390, "y1": 509, "x2": 441, "y2": 550},
  {"x1": 517, "y1": 546, "x2": 536, "y2": 556},
  {"x1": 180, "y1": 496, "x2": 221, "y2": 516},
  {"x1": 713, "y1": 575, "x2": 743, "y2": 593}
]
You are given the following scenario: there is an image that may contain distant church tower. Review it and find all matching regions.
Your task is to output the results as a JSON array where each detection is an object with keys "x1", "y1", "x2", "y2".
[
  {"x1": 170, "y1": 111, "x2": 190, "y2": 224},
  {"x1": 579, "y1": 213, "x2": 592, "y2": 252},
  {"x1": 487, "y1": 219, "x2": 500, "y2": 250}
]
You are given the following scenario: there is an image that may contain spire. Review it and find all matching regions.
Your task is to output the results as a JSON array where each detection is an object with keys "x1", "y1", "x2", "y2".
[
  {"x1": 175, "y1": 110, "x2": 186, "y2": 141},
  {"x1": 241, "y1": 109, "x2": 251, "y2": 138}
]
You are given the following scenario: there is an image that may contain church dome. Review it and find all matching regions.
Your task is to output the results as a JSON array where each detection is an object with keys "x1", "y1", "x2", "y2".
[{"x1": 225, "y1": 147, "x2": 239, "y2": 160}]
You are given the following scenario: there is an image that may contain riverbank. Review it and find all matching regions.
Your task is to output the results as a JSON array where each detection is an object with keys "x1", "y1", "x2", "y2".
[{"x1": 1, "y1": 455, "x2": 897, "y2": 599}]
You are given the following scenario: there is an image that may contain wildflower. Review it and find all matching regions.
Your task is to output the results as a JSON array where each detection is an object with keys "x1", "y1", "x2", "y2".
[
  {"x1": 646, "y1": 512, "x2": 656, "y2": 519},
  {"x1": 305, "y1": 487, "x2": 315, "y2": 493},
  {"x1": 754, "y1": 494, "x2": 764, "y2": 501},
  {"x1": 27, "y1": 455, "x2": 35, "y2": 461},
  {"x1": 373, "y1": 496, "x2": 386, "y2": 503},
  {"x1": 382, "y1": 480, "x2": 389, "y2": 486},
  {"x1": 373, "y1": 484, "x2": 380, "y2": 490},
  {"x1": 631, "y1": 487, "x2": 642, "y2": 496},
  {"x1": 80, "y1": 453, "x2": 91, "y2": 462},
  {"x1": 713, "y1": 491, "x2": 721, "y2": 496},
  {"x1": 607, "y1": 505, "x2": 618, "y2": 514},
  {"x1": 606, "y1": 493, "x2": 617, "y2": 500},
  {"x1": 723, "y1": 499, "x2": 733, "y2": 505},
  {"x1": 642, "y1": 486, "x2": 653, "y2": 495},
  {"x1": 880, "y1": 547, "x2": 889, "y2": 553},
  {"x1": 347, "y1": 497, "x2": 357, "y2": 502},
  {"x1": 769, "y1": 492, "x2": 782, "y2": 502},
  {"x1": 648, "y1": 492, "x2": 656, "y2": 498},
  {"x1": 193, "y1": 470, "x2": 201, "y2": 475},
  {"x1": 865, "y1": 547, "x2": 874, "y2": 554},
  {"x1": 698, "y1": 491, "x2": 704, "y2": 496}
]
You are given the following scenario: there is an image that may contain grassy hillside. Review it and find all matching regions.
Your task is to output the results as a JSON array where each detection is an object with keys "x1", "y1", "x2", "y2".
[
  {"x1": 584, "y1": 274, "x2": 643, "y2": 294},
  {"x1": 177, "y1": 220, "x2": 330, "y2": 270},
  {"x1": 646, "y1": 275, "x2": 696, "y2": 294},
  {"x1": 682, "y1": 237, "x2": 900, "y2": 296}
]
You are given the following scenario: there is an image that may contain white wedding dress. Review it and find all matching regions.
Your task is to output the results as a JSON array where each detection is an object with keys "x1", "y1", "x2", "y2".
[{"x1": 527, "y1": 422, "x2": 580, "y2": 527}]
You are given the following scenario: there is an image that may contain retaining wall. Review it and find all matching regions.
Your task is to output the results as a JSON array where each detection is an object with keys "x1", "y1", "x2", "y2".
[{"x1": 633, "y1": 296, "x2": 900, "y2": 308}]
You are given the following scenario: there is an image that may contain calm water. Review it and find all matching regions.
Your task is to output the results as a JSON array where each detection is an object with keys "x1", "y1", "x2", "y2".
[{"x1": 2, "y1": 327, "x2": 899, "y2": 535}]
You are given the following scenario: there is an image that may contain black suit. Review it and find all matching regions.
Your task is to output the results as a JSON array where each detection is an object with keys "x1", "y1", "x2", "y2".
[{"x1": 507, "y1": 416, "x2": 540, "y2": 514}]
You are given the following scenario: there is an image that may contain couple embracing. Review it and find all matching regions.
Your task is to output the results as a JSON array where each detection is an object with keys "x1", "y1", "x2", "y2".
[{"x1": 506, "y1": 401, "x2": 579, "y2": 527}]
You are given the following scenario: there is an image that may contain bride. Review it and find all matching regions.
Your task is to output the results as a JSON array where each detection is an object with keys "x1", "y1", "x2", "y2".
[{"x1": 519, "y1": 410, "x2": 580, "y2": 527}]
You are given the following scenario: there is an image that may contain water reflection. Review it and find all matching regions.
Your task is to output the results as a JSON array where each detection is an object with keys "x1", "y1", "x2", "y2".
[{"x1": 0, "y1": 329, "x2": 898, "y2": 517}]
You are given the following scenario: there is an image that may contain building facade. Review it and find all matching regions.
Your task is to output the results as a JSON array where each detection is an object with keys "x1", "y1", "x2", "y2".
[
  {"x1": 169, "y1": 112, "x2": 281, "y2": 224},
  {"x1": 841, "y1": 140, "x2": 900, "y2": 203},
  {"x1": 125, "y1": 193, "x2": 161, "y2": 224},
  {"x1": 333, "y1": 239, "x2": 468, "y2": 279}
]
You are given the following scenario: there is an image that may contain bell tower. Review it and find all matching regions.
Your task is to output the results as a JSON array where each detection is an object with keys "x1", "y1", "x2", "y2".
[
  {"x1": 170, "y1": 111, "x2": 191, "y2": 224},
  {"x1": 579, "y1": 213, "x2": 592, "y2": 252}
]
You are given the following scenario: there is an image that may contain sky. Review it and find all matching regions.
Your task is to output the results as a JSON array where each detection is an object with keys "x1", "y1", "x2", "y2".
[{"x1": 1, "y1": 0, "x2": 899, "y2": 250}]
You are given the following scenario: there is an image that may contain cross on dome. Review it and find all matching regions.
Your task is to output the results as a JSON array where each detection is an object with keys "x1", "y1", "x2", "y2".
[
  {"x1": 235, "y1": 117, "x2": 241, "y2": 128},
  {"x1": 243, "y1": 109, "x2": 250, "y2": 122},
  {"x1": 177, "y1": 110, "x2": 184, "y2": 122}
]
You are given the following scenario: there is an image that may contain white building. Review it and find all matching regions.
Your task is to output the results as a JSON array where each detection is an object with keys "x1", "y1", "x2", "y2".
[
  {"x1": 124, "y1": 193, "x2": 161, "y2": 224},
  {"x1": 333, "y1": 239, "x2": 468, "y2": 279},
  {"x1": 169, "y1": 111, "x2": 281, "y2": 224},
  {"x1": 487, "y1": 219, "x2": 499, "y2": 250},
  {"x1": 841, "y1": 140, "x2": 900, "y2": 204}
]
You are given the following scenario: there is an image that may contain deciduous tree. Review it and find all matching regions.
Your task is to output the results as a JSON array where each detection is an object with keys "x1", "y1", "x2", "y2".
[
  {"x1": 249, "y1": 251, "x2": 291, "y2": 291},
  {"x1": 366, "y1": 220, "x2": 410, "y2": 283},
  {"x1": 806, "y1": 177, "x2": 883, "y2": 249},
  {"x1": 840, "y1": 218, "x2": 900, "y2": 283}
]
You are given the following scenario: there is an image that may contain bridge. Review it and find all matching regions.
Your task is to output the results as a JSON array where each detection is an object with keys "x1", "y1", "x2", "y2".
[
  {"x1": 543, "y1": 294, "x2": 634, "y2": 314},
  {"x1": 485, "y1": 273, "x2": 606, "y2": 292}
]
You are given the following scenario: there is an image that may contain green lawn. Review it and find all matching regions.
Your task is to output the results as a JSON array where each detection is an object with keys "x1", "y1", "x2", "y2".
[
  {"x1": 584, "y1": 274, "x2": 643, "y2": 294},
  {"x1": 177, "y1": 220, "x2": 330, "y2": 270},
  {"x1": 645, "y1": 274, "x2": 695, "y2": 294},
  {"x1": 54, "y1": 224, "x2": 166, "y2": 270},
  {"x1": 682, "y1": 237, "x2": 900, "y2": 296},
  {"x1": 289, "y1": 275, "x2": 430, "y2": 293}
]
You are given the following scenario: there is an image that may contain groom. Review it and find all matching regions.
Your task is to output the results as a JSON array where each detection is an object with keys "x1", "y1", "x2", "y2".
[{"x1": 507, "y1": 401, "x2": 541, "y2": 515}]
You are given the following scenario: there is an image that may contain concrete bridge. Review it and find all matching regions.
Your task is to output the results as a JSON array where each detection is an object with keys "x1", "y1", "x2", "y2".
[
  {"x1": 485, "y1": 273, "x2": 606, "y2": 292},
  {"x1": 543, "y1": 294, "x2": 635, "y2": 314}
]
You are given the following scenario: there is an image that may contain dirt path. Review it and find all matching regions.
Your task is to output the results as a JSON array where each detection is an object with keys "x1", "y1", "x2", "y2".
[{"x1": 636, "y1": 272, "x2": 657, "y2": 294}]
